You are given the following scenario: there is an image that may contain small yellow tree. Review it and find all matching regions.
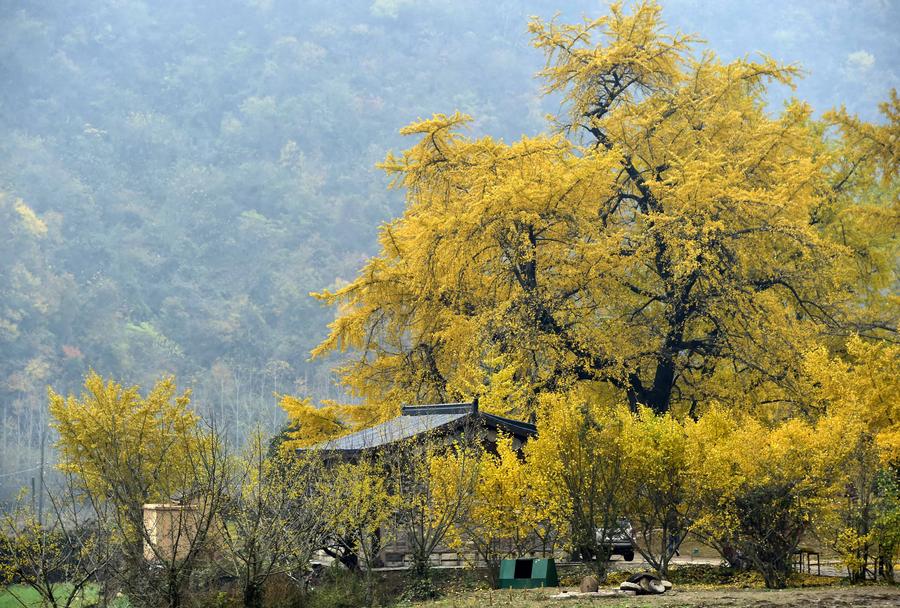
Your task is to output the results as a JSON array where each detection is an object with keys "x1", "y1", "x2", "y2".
[
  {"x1": 48, "y1": 372, "x2": 223, "y2": 608},
  {"x1": 321, "y1": 457, "x2": 398, "y2": 605},
  {"x1": 0, "y1": 480, "x2": 112, "y2": 608},
  {"x1": 439, "y1": 434, "x2": 557, "y2": 587},
  {"x1": 526, "y1": 392, "x2": 628, "y2": 582},
  {"x1": 217, "y1": 430, "x2": 329, "y2": 608},
  {"x1": 387, "y1": 437, "x2": 478, "y2": 598},
  {"x1": 803, "y1": 337, "x2": 900, "y2": 580},
  {"x1": 620, "y1": 408, "x2": 703, "y2": 577},
  {"x1": 691, "y1": 411, "x2": 841, "y2": 588}
]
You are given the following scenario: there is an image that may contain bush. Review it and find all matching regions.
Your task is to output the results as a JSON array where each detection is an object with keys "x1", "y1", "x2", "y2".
[
  {"x1": 400, "y1": 574, "x2": 439, "y2": 602},
  {"x1": 305, "y1": 566, "x2": 368, "y2": 608},
  {"x1": 666, "y1": 564, "x2": 759, "y2": 587},
  {"x1": 730, "y1": 483, "x2": 809, "y2": 589},
  {"x1": 189, "y1": 591, "x2": 239, "y2": 608},
  {"x1": 255, "y1": 572, "x2": 307, "y2": 608}
]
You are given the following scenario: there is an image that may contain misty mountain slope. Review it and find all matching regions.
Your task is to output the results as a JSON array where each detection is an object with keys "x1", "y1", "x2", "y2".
[{"x1": 0, "y1": 0, "x2": 897, "y2": 494}]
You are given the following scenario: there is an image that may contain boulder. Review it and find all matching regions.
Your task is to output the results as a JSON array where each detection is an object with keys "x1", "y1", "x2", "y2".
[
  {"x1": 618, "y1": 572, "x2": 670, "y2": 595},
  {"x1": 579, "y1": 575, "x2": 599, "y2": 592},
  {"x1": 639, "y1": 576, "x2": 665, "y2": 594}
]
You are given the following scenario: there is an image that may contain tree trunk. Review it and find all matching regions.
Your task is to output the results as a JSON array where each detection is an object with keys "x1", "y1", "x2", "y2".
[
  {"x1": 409, "y1": 553, "x2": 431, "y2": 583},
  {"x1": 243, "y1": 582, "x2": 263, "y2": 608},
  {"x1": 167, "y1": 576, "x2": 181, "y2": 608}
]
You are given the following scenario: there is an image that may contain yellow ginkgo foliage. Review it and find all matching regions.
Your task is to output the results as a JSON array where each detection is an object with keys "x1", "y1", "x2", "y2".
[
  {"x1": 800, "y1": 337, "x2": 900, "y2": 580},
  {"x1": 387, "y1": 439, "x2": 478, "y2": 591},
  {"x1": 525, "y1": 391, "x2": 629, "y2": 581},
  {"x1": 690, "y1": 409, "x2": 848, "y2": 589},
  {"x1": 803, "y1": 336, "x2": 900, "y2": 462},
  {"x1": 619, "y1": 408, "x2": 704, "y2": 577},
  {"x1": 277, "y1": 394, "x2": 394, "y2": 450},
  {"x1": 320, "y1": 457, "x2": 398, "y2": 603},
  {"x1": 49, "y1": 371, "x2": 202, "y2": 506},
  {"x1": 439, "y1": 433, "x2": 558, "y2": 587},
  {"x1": 311, "y1": 0, "x2": 897, "y2": 420}
]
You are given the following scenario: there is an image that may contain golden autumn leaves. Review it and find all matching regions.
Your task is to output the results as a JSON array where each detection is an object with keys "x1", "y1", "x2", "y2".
[
  {"x1": 289, "y1": 0, "x2": 899, "y2": 588},
  {"x1": 35, "y1": 0, "x2": 900, "y2": 597},
  {"x1": 309, "y1": 1, "x2": 897, "y2": 423}
]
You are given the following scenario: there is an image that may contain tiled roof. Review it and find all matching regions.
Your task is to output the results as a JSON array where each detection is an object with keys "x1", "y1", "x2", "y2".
[
  {"x1": 310, "y1": 401, "x2": 536, "y2": 453},
  {"x1": 319, "y1": 411, "x2": 469, "y2": 452}
]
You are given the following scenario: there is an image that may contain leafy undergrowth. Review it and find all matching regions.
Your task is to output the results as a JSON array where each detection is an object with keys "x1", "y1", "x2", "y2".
[
  {"x1": 664, "y1": 564, "x2": 841, "y2": 589},
  {"x1": 0, "y1": 566, "x2": 856, "y2": 608}
]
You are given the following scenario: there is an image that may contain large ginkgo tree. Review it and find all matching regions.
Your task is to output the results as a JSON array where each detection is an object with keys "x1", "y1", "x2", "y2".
[{"x1": 311, "y1": 1, "x2": 898, "y2": 419}]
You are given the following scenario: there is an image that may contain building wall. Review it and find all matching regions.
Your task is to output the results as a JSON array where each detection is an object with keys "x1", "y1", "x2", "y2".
[{"x1": 142, "y1": 503, "x2": 203, "y2": 562}]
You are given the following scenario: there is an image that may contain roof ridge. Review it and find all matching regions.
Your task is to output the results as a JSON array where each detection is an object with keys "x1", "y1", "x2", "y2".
[{"x1": 401, "y1": 402, "x2": 476, "y2": 416}]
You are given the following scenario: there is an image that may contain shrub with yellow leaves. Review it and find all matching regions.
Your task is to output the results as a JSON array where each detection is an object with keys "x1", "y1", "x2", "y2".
[
  {"x1": 217, "y1": 430, "x2": 330, "y2": 608},
  {"x1": 48, "y1": 371, "x2": 228, "y2": 607},
  {"x1": 384, "y1": 436, "x2": 479, "y2": 598},
  {"x1": 436, "y1": 433, "x2": 559, "y2": 588},
  {"x1": 320, "y1": 456, "x2": 398, "y2": 604},
  {"x1": 690, "y1": 410, "x2": 847, "y2": 589},
  {"x1": 1, "y1": 483, "x2": 112, "y2": 608},
  {"x1": 803, "y1": 337, "x2": 900, "y2": 581}
]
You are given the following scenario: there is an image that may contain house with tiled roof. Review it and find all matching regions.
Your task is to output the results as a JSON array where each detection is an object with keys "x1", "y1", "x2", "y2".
[
  {"x1": 315, "y1": 400, "x2": 536, "y2": 458},
  {"x1": 310, "y1": 400, "x2": 538, "y2": 568}
]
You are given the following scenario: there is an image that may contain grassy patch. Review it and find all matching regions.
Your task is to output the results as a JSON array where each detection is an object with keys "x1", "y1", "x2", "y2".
[
  {"x1": 0, "y1": 584, "x2": 131, "y2": 608},
  {"x1": 1, "y1": 584, "x2": 91, "y2": 608}
]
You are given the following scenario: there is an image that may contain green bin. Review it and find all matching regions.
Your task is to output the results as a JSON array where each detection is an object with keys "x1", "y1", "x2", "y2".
[{"x1": 498, "y1": 558, "x2": 558, "y2": 589}]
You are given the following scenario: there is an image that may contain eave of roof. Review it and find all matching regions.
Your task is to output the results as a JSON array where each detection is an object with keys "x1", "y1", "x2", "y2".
[
  {"x1": 315, "y1": 411, "x2": 469, "y2": 452},
  {"x1": 482, "y1": 412, "x2": 537, "y2": 437}
]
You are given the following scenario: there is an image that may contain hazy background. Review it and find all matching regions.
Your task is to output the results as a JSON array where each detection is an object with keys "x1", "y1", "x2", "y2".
[{"x1": 1, "y1": 0, "x2": 898, "y2": 498}]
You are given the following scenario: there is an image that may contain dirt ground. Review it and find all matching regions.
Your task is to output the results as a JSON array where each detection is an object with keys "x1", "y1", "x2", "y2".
[
  {"x1": 560, "y1": 586, "x2": 900, "y2": 607},
  {"x1": 416, "y1": 585, "x2": 900, "y2": 607}
]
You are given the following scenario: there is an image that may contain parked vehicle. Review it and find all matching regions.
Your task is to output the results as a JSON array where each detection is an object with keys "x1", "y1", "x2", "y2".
[
  {"x1": 597, "y1": 519, "x2": 635, "y2": 561},
  {"x1": 571, "y1": 519, "x2": 635, "y2": 562}
]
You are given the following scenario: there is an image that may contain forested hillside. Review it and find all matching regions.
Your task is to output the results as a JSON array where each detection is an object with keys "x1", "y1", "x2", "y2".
[{"x1": 1, "y1": 0, "x2": 897, "y2": 498}]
